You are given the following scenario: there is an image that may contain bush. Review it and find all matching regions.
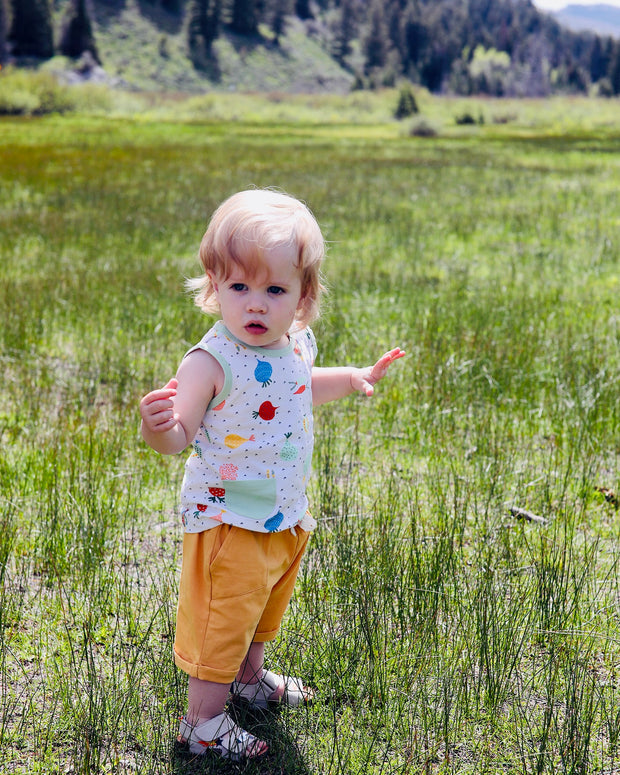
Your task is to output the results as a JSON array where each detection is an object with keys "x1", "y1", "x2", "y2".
[
  {"x1": 455, "y1": 111, "x2": 477, "y2": 125},
  {"x1": 409, "y1": 118, "x2": 437, "y2": 137},
  {"x1": 394, "y1": 84, "x2": 418, "y2": 119},
  {"x1": 0, "y1": 67, "x2": 77, "y2": 115},
  {"x1": 596, "y1": 77, "x2": 614, "y2": 98}
]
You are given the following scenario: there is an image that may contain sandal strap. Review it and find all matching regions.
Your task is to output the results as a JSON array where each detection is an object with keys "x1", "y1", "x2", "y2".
[
  {"x1": 179, "y1": 711, "x2": 263, "y2": 760},
  {"x1": 232, "y1": 669, "x2": 310, "y2": 707}
]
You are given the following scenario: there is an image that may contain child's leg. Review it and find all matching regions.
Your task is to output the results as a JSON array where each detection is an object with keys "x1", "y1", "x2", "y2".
[
  {"x1": 236, "y1": 642, "x2": 285, "y2": 701},
  {"x1": 232, "y1": 528, "x2": 312, "y2": 705},
  {"x1": 187, "y1": 677, "x2": 231, "y2": 724},
  {"x1": 236, "y1": 641, "x2": 265, "y2": 683}
]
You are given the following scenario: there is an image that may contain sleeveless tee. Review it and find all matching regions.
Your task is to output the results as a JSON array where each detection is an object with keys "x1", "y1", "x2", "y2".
[{"x1": 179, "y1": 320, "x2": 317, "y2": 534}]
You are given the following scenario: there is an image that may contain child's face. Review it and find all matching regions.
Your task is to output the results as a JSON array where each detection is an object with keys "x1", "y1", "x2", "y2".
[{"x1": 211, "y1": 245, "x2": 305, "y2": 349}]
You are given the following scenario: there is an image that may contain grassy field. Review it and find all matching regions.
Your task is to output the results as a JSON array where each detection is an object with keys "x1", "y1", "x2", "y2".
[{"x1": 1, "y1": 96, "x2": 620, "y2": 774}]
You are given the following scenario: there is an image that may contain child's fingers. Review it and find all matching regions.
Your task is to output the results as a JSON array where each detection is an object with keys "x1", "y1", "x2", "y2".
[
  {"x1": 372, "y1": 348, "x2": 405, "y2": 379},
  {"x1": 142, "y1": 403, "x2": 178, "y2": 432},
  {"x1": 382, "y1": 347, "x2": 406, "y2": 365},
  {"x1": 143, "y1": 385, "x2": 177, "y2": 406},
  {"x1": 153, "y1": 413, "x2": 178, "y2": 431},
  {"x1": 147, "y1": 397, "x2": 175, "y2": 414},
  {"x1": 140, "y1": 383, "x2": 177, "y2": 429}
]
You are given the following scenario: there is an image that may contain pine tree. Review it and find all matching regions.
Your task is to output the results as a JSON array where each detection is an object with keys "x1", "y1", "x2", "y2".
[
  {"x1": 162, "y1": 0, "x2": 183, "y2": 12},
  {"x1": 331, "y1": 0, "x2": 358, "y2": 65},
  {"x1": 394, "y1": 83, "x2": 418, "y2": 118},
  {"x1": 59, "y1": 0, "x2": 100, "y2": 62},
  {"x1": 401, "y1": 0, "x2": 427, "y2": 75},
  {"x1": 295, "y1": 0, "x2": 311, "y2": 19},
  {"x1": 188, "y1": 0, "x2": 220, "y2": 63},
  {"x1": 270, "y1": 0, "x2": 293, "y2": 44},
  {"x1": 9, "y1": 0, "x2": 54, "y2": 58},
  {"x1": 231, "y1": 0, "x2": 258, "y2": 35},
  {"x1": 609, "y1": 39, "x2": 620, "y2": 95},
  {"x1": 0, "y1": 0, "x2": 8, "y2": 65},
  {"x1": 589, "y1": 35, "x2": 612, "y2": 84},
  {"x1": 364, "y1": 0, "x2": 389, "y2": 73}
]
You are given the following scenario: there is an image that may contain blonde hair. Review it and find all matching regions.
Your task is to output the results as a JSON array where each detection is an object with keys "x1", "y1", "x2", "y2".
[{"x1": 188, "y1": 189, "x2": 325, "y2": 328}]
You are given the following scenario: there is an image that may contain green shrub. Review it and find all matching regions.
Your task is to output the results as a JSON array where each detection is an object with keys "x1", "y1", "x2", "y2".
[
  {"x1": 394, "y1": 84, "x2": 418, "y2": 119},
  {"x1": 455, "y1": 111, "x2": 477, "y2": 125},
  {"x1": 596, "y1": 77, "x2": 614, "y2": 98},
  {"x1": 409, "y1": 117, "x2": 437, "y2": 137},
  {"x1": 0, "y1": 67, "x2": 77, "y2": 115}
]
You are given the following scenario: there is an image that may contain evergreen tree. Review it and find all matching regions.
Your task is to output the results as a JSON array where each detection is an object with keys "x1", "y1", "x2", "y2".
[
  {"x1": 609, "y1": 39, "x2": 620, "y2": 95},
  {"x1": 589, "y1": 35, "x2": 611, "y2": 84},
  {"x1": 0, "y1": 0, "x2": 8, "y2": 65},
  {"x1": 295, "y1": 0, "x2": 311, "y2": 19},
  {"x1": 188, "y1": 0, "x2": 220, "y2": 62},
  {"x1": 162, "y1": 0, "x2": 183, "y2": 12},
  {"x1": 331, "y1": 0, "x2": 358, "y2": 65},
  {"x1": 394, "y1": 83, "x2": 418, "y2": 118},
  {"x1": 59, "y1": 0, "x2": 100, "y2": 62},
  {"x1": 231, "y1": 0, "x2": 258, "y2": 35},
  {"x1": 387, "y1": 0, "x2": 404, "y2": 58},
  {"x1": 269, "y1": 0, "x2": 293, "y2": 44},
  {"x1": 401, "y1": 1, "x2": 427, "y2": 76},
  {"x1": 9, "y1": 0, "x2": 54, "y2": 58},
  {"x1": 363, "y1": 0, "x2": 389, "y2": 73}
]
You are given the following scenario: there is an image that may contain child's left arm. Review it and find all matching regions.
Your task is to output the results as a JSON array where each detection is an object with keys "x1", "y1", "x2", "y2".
[{"x1": 312, "y1": 347, "x2": 405, "y2": 406}]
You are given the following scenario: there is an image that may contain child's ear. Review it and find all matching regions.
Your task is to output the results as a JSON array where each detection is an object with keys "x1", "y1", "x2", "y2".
[{"x1": 209, "y1": 273, "x2": 220, "y2": 294}]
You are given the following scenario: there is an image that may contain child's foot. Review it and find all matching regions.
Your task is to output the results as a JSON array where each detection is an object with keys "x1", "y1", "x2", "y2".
[
  {"x1": 178, "y1": 711, "x2": 268, "y2": 759},
  {"x1": 231, "y1": 669, "x2": 315, "y2": 708}
]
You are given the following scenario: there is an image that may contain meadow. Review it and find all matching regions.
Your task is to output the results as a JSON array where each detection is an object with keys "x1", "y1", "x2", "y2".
[{"x1": 1, "y1": 94, "x2": 620, "y2": 774}]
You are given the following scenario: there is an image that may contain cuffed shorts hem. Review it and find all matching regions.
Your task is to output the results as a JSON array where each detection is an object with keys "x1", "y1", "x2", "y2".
[
  {"x1": 251, "y1": 626, "x2": 280, "y2": 643},
  {"x1": 174, "y1": 524, "x2": 309, "y2": 683},
  {"x1": 173, "y1": 648, "x2": 237, "y2": 684}
]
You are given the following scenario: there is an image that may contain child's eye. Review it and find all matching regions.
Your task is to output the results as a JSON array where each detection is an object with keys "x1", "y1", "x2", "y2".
[
  {"x1": 230, "y1": 283, "x2": 247, "y2": 292},
  {"x1": 268, "y1": 286, "x2": 286, "y2": 295}
]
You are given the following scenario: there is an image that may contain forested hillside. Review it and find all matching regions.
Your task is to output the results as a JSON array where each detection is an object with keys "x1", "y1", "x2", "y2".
[{"x1": 2, "y1": 0, "x2": 620, "y2": 95}]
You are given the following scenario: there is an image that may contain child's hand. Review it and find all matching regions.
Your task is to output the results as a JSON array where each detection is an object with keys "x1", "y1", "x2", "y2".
[
  {"x1": 352, "y1": 347, "x2": 406, "y2": 397},
  {"x1": 139, "y1": 378, "x2": 179, "y2": 433}
]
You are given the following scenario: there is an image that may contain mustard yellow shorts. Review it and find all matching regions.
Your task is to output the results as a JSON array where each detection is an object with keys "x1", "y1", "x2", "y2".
[{"x1": 174, "y1": 524, "x2": 310, "y2": 684}]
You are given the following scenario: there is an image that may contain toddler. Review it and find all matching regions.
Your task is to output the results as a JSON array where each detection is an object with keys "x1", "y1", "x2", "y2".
[{"x1": 139, "y1": 189, "x2": 404, "y2": 760}]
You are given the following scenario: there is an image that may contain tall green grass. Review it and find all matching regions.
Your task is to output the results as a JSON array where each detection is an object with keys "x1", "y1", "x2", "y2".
[{"x1": 1, "y1": 104, "x2": 619, "y2": 773}]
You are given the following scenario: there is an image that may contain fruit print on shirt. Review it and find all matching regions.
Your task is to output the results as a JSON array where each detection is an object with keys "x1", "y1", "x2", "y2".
[
  {"x1": 253, "y1": 401, "x2": 278, "y2": 421},
  {"x1": 254, "y1": 358, "x2": 273, "y2": 387},
  {"x1": 280, "y1": 433, "x2": 298, "y2": 461},
  {"x1": 179, "y1": 321, "x2": 317, "y2": 533}
]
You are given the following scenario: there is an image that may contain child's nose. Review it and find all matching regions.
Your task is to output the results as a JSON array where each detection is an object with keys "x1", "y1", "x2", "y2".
[{"x1": 247, "y1": 292, "x2": 267, "y2": 313}]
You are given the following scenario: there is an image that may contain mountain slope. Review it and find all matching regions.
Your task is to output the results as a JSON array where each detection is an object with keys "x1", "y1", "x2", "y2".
[
  {"x1": 56, "y1": 1, "x2": 353, "y2": 94},
  {"x1": 39, "y1": 0, "x2": 620, "y2": 95},
  {"x1": 553, "y1": 3, "x2": 620, "y2": 36}
]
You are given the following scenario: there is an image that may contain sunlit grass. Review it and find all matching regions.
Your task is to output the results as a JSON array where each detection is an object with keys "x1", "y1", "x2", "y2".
[{"x1": 1, "y1": 106, "x2": 619, "y2": 773}]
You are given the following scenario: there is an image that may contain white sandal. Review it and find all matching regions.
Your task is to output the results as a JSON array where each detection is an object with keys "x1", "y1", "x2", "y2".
[
  {"x1": 178, "y1": 711, "x2": 267, "y2": 759},
  {"x1": 231, "y1": 668, "x2": 314, "y2": 708}
]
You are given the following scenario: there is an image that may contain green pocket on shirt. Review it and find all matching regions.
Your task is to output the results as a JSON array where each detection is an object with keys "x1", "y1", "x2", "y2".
[{"x1": 224, "y1": 479, "x2": 277, "y2": 519}]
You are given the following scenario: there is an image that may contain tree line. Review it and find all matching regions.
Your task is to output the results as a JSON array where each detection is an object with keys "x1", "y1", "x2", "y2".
[{"x1": 2, "y1": 0, "x2": 620, "y2": 95}]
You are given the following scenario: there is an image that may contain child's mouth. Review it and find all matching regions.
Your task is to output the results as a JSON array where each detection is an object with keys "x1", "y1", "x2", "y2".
[{"x1": 246, "y1": 322, "x2": 267, "y2": 334}]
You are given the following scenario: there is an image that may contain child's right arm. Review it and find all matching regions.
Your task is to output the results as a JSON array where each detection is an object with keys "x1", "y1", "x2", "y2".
[{"x1": 139, "y1": 349, "x2": 223, "y2": 455}]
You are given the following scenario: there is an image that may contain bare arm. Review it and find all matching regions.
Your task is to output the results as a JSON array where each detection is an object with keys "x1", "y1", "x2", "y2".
[
  {"x1": 139, "y1": 349, "x2": 224, "y2": 455},
  {"x1": 312, "y1": 347, "x2": 405, "y2": 406}
]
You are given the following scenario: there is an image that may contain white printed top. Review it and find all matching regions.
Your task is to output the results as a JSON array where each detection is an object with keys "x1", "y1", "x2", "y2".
[{"x1": 179, "y1": 320, "x2": 317, "y2": 534}]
